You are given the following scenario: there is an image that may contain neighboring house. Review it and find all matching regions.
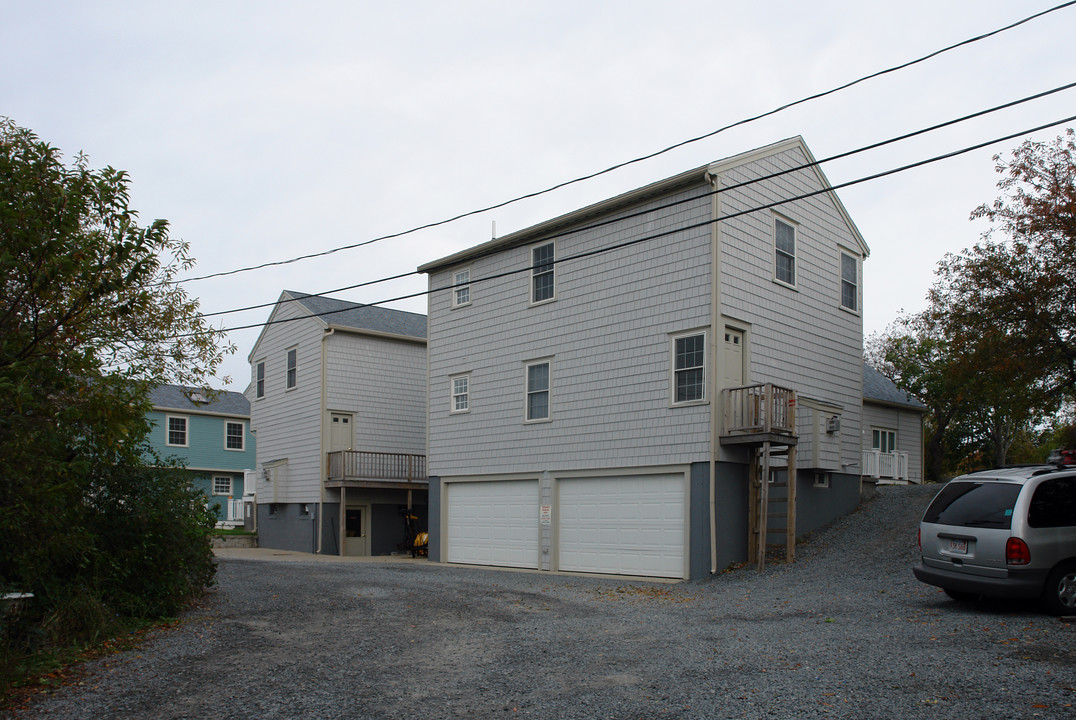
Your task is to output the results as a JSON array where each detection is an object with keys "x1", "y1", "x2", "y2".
[
  {"x1": 247, "y1": 291, "x2": 428, "y2": 556},
  {"x1": 147, "y1": 384, "x2": 255, "y2": 525},
  {"x1": 861, "y1": 362, "x2": 926, "y2": 484},
  {"x1": 419, "y1": 136, "x2": 871, "y2": 580}
]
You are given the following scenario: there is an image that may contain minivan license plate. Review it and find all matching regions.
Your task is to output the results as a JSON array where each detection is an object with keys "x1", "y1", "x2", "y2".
[{"x1": 948, "y1": 538, "x2": 968, "y2": 554}]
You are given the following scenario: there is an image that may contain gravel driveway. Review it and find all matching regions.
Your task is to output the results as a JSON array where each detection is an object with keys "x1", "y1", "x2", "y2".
[{"x1": 7, "y1": 484, "x2": 1075, "y2": 719}]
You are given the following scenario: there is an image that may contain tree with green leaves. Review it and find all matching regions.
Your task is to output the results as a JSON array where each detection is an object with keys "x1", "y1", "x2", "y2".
[
  {"x1": 869, "y1": 129, "x2": 1074, "y2": 478},
  {"x1": 0, "y1": 117, "x2": 232, "y2": 665}
]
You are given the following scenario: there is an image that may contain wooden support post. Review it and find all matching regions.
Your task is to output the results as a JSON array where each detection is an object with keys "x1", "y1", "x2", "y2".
[
  {"x1": 786, "y1": 444, "x2": 797, "y2": 563},
  {"x1": 758, "y1": 440, "x2": 771, "y2": 573}
]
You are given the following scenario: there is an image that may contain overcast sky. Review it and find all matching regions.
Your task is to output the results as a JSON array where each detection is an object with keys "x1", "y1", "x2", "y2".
[{"x1": 3, "y1": 1, "x2": 1074, "y2": 389}]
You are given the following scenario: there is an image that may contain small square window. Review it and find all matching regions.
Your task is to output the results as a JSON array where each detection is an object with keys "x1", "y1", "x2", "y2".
[
  {"x1": 213, "y1": 476, "x2": 233, "y2": 495},
  {"x1": 841, "y1": 251, "x2": 858, "y2": 311},
  {"x1": 167, "y1": 416, "x2": 188, "y2": 447},
  {"x1": 774, "y1": 217, "x2": 796, "y2": 286},
  {"x1": 286, "y1": 348, "x2": 297, "y2": 390},
  {"x1": 453, "y1": 269, "x2": 471, "y2": 307},
  {"x1": 451, "y1": 375, "x2": 470, "y2": 413},
  {"x1": 531, "y1": 242, "x2": 555, "y2": 304},
  {"x1": 226, "y1": 421, "x2": 245, "y2": 450},
  {"x1": 526, "y1": 361, "x2": 551, "y2": 421}
]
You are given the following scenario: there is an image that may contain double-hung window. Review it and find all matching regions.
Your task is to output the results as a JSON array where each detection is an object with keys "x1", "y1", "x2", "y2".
[
  {"x1": 531, "y1": 242, "x2": 555, "y2": 304},
  {"x1": 255, "y1": 361, "x2": 265, "y2": 399},
  {"x1": 525, "y1": 360, "x2": 551, "y2": 421},
  {"x1": 774, "y1": 217, "x2": 796, "y2": 286},
  {"x1": 167, "y1": 416, "x2": 188, "y2": 447},
  {"x1": 452, "y1": 268, "x2": 471, "y2": 307},
  {"x1": 840, "y1": 251, "x2": 858, "y2": 311},
  {"x1": 226, "y1": 421, "x2": 245, "y2": 450},
  {"x1": 673, "y1": 332, "x2": 706, "y2": 404},
  {"x1": 451, "y1": 374, "x2": 470, "y2": 413},
  {"x1": 286, "y1": 347, "x2": 297, "y2": 390}
]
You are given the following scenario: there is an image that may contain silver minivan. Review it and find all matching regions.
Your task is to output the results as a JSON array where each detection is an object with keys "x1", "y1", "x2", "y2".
[{"x1": 914, "y1": 465, "x2": 1076, "y2": 615}]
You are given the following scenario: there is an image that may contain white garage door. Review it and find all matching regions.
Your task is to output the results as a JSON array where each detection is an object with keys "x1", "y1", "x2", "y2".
[
  {"x1": 446, "y1": 480, "x2": 540, "y2": 569},
  {"x1": 558, "y1": 474, "x2": 685, "y2": 578}
]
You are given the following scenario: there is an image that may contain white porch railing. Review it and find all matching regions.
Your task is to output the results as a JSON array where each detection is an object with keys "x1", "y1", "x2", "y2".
[
  {"x1": 862, "y1": 449, "x2": 909, "y2": 482},
  {"x1": 210, "y1": 498, "x2": 245, "y2": 526}
]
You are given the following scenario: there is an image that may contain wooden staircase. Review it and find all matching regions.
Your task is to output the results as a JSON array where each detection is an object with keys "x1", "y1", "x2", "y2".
[{"x1": 747, "y1": 441, "x2": 797, "y2": 571}]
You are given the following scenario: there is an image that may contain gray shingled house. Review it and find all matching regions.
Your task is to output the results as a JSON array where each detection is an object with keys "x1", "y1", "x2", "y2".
[
  {"x1": 862, "y1": 362, "x2": 926, "y2": 484},
  {"x1": 419, "y1": 136, "x2": 871, "y2": 579},
  {"x1": 246, "y1": 291, "x2": 428, "y2": 555}
]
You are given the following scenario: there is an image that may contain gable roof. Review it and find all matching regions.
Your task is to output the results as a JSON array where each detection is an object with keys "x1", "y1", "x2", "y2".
[
  {"x1": 419, "y1": 136, "x2": 869, "y2": 274},
  {"x1": 863, "y1": 363, "x2": 926, "y2": 412},
  {"x1": 286, "y1": 291, "x2": 428, "y2": 340},
  {"x1": 149, "y1": 383, "x2": 250, "y2": 417}
]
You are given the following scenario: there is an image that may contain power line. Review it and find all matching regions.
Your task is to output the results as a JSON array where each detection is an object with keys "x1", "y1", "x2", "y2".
[
  {"x1": 175, "y1": 1, "x2": 1076, "y2": 285},
  {"x1": 197, "y1": 81, "x2": 1076, "y2": 320},
  {"x1": 187, "y1": 114, "x2": 1076, "y2": 339}
]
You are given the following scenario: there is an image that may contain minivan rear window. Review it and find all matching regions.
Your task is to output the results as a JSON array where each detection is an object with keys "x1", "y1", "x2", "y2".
[{"x1": 923, "y1": 481, "x2": 1021, "y2": 529}]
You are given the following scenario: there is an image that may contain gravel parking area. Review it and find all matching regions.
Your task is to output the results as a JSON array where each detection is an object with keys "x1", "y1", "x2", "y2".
[{"x1": 7, "y1": 483, "x2": 1075, "y2": 719}]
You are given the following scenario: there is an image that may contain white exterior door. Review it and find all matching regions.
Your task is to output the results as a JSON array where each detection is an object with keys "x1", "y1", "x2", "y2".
[
  {"x1": 445, "y1": 480, "x2": 540, "y2": 569},
  {"x1": 330, "y1": 413, "x2": 353, "y2": 452},
  {"x1": 557, "y1": 474, "x2": 686, "y2": 579},
  {"x1": 723, "y1": 328, "x2": 744, "y2": 388}
]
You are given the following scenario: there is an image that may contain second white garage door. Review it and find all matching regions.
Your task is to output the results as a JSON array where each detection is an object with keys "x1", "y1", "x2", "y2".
[
  {"x1": 558, "y1": 474, "x2": 686, "y2": 579},
  {"x1": 445, "y1": 480, "x2": 540, "y2": 569}
]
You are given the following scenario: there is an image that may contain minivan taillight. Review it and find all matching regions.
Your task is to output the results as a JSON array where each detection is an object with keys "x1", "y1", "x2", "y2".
[{"x1": 1006, "y1": 537, "x2": 1031, "y2": 566}]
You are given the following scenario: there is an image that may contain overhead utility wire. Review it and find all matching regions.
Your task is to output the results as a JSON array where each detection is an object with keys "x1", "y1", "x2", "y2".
[
  {"x1": 175, "y1": 1, "x2": 1076, "y2": 285},
  {"x1": 185, "y1": 113, "x2": 1076, "y2": 339},
  {"x1": 198, "y1": 81, "x2": 1076, "y2": 320}
]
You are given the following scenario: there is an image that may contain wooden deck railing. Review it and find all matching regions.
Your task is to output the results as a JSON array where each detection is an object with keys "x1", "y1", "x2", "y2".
[
  {"x1": 721, "y1": 383, "x2": 797, "y2": 437},
  {"x1": 326, "y1": 451, "x2": 427, "y2": 483}
]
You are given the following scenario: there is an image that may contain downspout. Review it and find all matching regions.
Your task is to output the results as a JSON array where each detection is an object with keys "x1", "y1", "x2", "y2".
[
  {"x1": 318, "y1": 328, "x2": 335, "y2": 554},
  {"x1": 708, "y1": 170, "x2": 722, "y2": 575}
]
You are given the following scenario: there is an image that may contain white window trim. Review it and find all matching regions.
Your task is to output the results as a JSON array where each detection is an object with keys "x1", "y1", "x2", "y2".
[
  {"x1": 773, "y1": 215, "x2": 797, "y2": 289},
  {"x1": 813, "y1": 472, "x2": 831, "y2": 489},
  {"x1": 452, "y1": 268, "x2": 472, "y2": 308},
  {"x1": 530, "y1": 241, "x2": 556, "y2": 306},
  {"x1": 285, "y1": 347, "x2": 298, "y2": 391},
  {"x1": 166, "y1": 415, "x2": 189, "y2": 447},
  {"x1": 450, "y1": 373, "x2": 471, "y2": 414},
  {"x1": 212, "y1": 476, "x2": 233, "y2": 496},
  {"x1": 225, "y1": 421, "x2": 246, "y2": 451},
  {"x1": 524, "y1": 358, "x2": 553, "y2": 423},
  {"x1": 670, "y1": 329, "x2": 709, "y2": 407},
  {"x1": 839, "y1": 249, "x2": 860, "y2": 314},
  {"x1": 255, "y1": 360, "x2": 265, "y2": 399},
  {"x1": 872, "y1": 427, "x2": 898, "y2": 454}
]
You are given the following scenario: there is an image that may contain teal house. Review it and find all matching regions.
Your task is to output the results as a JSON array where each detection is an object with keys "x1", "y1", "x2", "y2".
[{"x1": 147, "y1": 384, "x2": 255, "y2": 525}]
